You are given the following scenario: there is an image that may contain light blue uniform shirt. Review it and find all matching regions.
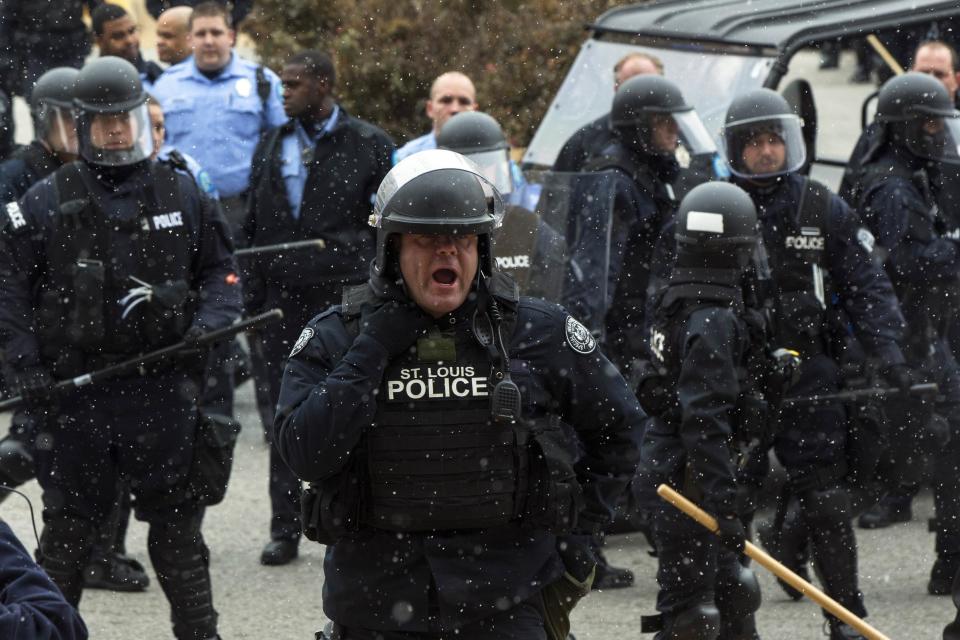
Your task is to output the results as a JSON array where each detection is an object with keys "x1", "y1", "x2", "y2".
[
  {"x1": 158, "y1": 145, "x2": 220, "y2": 200},
  {"x1": 393, "y1": 131, "x2": 435, "y2": 163},
  {"x1": 152, "y1": 53, "x2": 286, "y2": 199},
  {"x1": 280, "y1": 105, "x2": 341, "y2": 219}
]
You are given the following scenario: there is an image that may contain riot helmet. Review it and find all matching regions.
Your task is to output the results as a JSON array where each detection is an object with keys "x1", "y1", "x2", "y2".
[
  {"x1": 610, "y1": 75, "x2": 716, "y2": 159},
  {"x1": 73, "y1": 57, "x2": 152, "y2": 167},
  {"x1": 370, "y1": 149, "x2": 505, "y2": 279},
  {"x1": 722, "y1": 89, "x2": 806, "y2": 179},
  {"x1": 876, "y1": 72, "x2": 960, "y2": 164},
  {"x1": 30, "y1": 67, "x2": 79, "y2": 156},
  {"x1": 674, "y1": 181, "x2": 759, "y2": 270},
  {"x1": 436, "y1": 111, "x2": 513, "y2": 195}
]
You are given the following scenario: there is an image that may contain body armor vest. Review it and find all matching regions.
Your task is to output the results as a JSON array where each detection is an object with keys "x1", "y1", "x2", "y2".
[
  {"x1": 12, "y1": 142, "x2": 59, "y2": 182},
  {"x1": 762, "y1": 178, "x2": 832, "y2": 355},
  {"x1": 37, "y1": 162, "x2": 195, "y2": 376}
]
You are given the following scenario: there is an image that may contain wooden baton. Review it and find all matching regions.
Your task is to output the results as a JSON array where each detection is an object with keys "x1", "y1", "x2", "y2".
[{"x1": 656, "y1": 484, "x2": 891, "y2": 640}]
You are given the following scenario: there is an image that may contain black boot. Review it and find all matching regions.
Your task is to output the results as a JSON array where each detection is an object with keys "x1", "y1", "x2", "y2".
[
  {"x1": 826, "y1": 619, "x2": 867, "y2": 639},
  {"x1": 83, "y1": 551, "x2": 150, "y2": 592},
  {"x1": 756, "y1": 507, "x2": 809, "y2": 601},
  {"x1": 857, "y1": 496, "x2": 912, "y2": 529},
  {"x1": 930, "y1": 554, "x2": 960, "y2": 596},
  {"x1": 590, "y1": 536, "x2": 634, "y2": 590}
]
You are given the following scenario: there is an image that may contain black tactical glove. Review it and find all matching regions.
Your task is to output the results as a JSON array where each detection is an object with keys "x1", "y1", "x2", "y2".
[
  {"x1": 882, "y1": 363, "x2": 914, "y2": 393},
  {"x1": 361, "y1": 302, "x2": 434, "y2": 359},
  {"x1": 715, "y1": 514, "x2": 747, "y2": 554},
  {"x1": 556, "y1": 534, "x2": 598, "y2": 583},
  {"x1": 13, "y1": 366, "x2": 54, "y2": 405}
]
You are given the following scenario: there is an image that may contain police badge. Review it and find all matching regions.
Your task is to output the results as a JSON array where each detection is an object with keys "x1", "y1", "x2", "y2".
[
  {"x1": 289, "y1": 327, "x2": 315, "y2": 357},
  {"x1": 564, "y1": 315, "x2": 596, "y2": 355}
]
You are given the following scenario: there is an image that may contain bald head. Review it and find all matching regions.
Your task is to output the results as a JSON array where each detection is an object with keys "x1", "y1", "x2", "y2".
[
  {"x1": 156, "y1": 6, "x2": 193, "y2": 65},
  {"x1": 426, "y1": 72, "x2": 477, "y2": 134},
  {"x1": 614, "y1": 52, "x2": 664, "y2": 90},
  {"x1": 913, "y1": 41, "x2": 960, "y2": 98}
]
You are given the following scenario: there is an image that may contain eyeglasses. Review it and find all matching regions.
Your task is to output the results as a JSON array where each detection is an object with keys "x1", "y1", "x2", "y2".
[{"x1": 435, "y1": 95, "x2": 474, "y2": 106}]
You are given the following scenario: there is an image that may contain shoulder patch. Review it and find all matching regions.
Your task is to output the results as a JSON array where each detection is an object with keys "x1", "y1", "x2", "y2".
[
  {"x1": 564, "y1": 315, "x2": 596, "y2": 355},
  {"x1": 289, "y1": 327, "x2": 315, "y2": 358}
]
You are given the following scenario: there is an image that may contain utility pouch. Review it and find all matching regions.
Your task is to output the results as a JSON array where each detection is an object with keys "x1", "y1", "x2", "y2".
[
  {"x1": 187, "y1": 413, "x2": 242, "y2": 506},
  {"x1": 66, "y1": 259, "x2": 105, "y2": 346},
  {"x1": 301, "y1": 456, "x2": 365, "y2": 545},
  {"x1": 521, "y1": 418, "x2": 582, "y2": 534}
]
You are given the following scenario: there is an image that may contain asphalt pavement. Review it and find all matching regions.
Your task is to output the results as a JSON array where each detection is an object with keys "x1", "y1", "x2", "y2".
[{"x1": 0, "y1": 47, "x2": 953, "y2": 639}]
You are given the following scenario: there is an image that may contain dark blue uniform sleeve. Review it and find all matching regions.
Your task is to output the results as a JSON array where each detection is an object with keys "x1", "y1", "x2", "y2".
[
  {"x1": 189, "y1": 186, "x2": 242, "y2": 332},
  {"x1": 827, "y1": 193, "x2": 906, "y2": 366},
  {"x1": 862, "y1": 176, "x2": 960, "y2": 284},
  {"x1": 0, "y1": 158, "x2": 31, "y2": 205},
  {"x1": 520, "y1": 303, "x2": 643, "y2": 528},
  {"x1": 0, "y1": 180, "x2": 57, "y2": 370},
  {"x1": 0, "y1": 520, "x2": 88, "y2": 640},
  {"x1": 676, "y1": 308, "x2": 742, "y2": 515},
  {"x1": 274, "y1": 311, "x2": 388, "y2": 482}
]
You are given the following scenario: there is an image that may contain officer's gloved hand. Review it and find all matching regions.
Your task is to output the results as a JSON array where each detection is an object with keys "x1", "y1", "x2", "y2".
[
  {"x1": 882, "y1": 363, "x2": 915, "y2": 393},
  {"x1": 361, "y1": 302, "x2": 434, "y2": 359},
  {"x1": 715, "y1": 514, "x2": 747, "y2": 553},
  {"x1": 13, "y1": 366, "x2": 54, "y2": 405},
  {"x1": 556, "y1": 533, "x2": 597, "y2": 583}
]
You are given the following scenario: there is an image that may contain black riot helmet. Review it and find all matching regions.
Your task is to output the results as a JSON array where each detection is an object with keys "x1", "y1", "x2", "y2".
[
  {"x1": 876, "y1": 72, "x2": 960, "y2": 164},
  {"x1": 436, "y1": 111, "x2": 514, "y2": 195},
  {"x1": 674, "y1": 181, "x2": 759, "y2": 270},
  {"x1": 722, "y1": 89, "x2": 806, "y2": 179},
  {"x1": 73, "y1": 56, "x2": 153, "y2": 167},
  {"x1": 30, "y1": 67, "x2": 79, "y2": 155},
  {"x1": 370, "y1": 149, "x2": 505, "y2": 279},
  {"x1": 610, "y1": 75, "x2": 715, "y2": 159}
]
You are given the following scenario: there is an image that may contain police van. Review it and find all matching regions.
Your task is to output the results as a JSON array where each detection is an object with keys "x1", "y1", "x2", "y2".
[{"x1": 523, "y1": 0, "x2": 960, "y2": 190}]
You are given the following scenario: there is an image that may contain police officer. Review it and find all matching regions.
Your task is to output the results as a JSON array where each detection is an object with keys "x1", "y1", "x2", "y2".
[
  {"x1": 244, "y1": 49, "x2": 395, "y2": 566},
  {"x1": 0, "y1": 67, "x2": 78, "y2": 204},
  {"x1": 845, "y1": 72, "x2": 960, "y2": 597},
  {"x1": 0, "y1": 57, "x2": 241, "y2": 639},
  {"x1": 717, "y1": 88, "x2": 907, "y2": 640},
  {"x1": 0, "y1": 66, "x2": 153, "y2": 594},
  {"x1": 579, "y1": 74, "x2": 715, "y2": 378},
  {"x1": 0, "y1": 0, "x2": 95, "y2": 101},
  {"x1": 436, "y1": 110, "x2": 562, "y2": 294},
  {"x1": 275, "y1": 149, "x2": 642, "y2": 638},
  {"x1": 639, "y1": 182, "x2": 768, "y2": 640},
  {"x1": 91, "y1": 4, "x2": 164, "y2": 91},
  {"x1": 152, "y1": 0, "x2": 286, "y2": 240}
]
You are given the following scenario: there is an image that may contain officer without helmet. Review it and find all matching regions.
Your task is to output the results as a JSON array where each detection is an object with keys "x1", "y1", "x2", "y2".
[
  {"x1": 275, "y1": 149, "x2": 642, "y2": 639},
  {"x1": 0, "y1": 56, "x2": 242, "y2": 640}
]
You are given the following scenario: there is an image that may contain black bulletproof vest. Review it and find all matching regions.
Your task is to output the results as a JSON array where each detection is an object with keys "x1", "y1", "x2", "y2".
[
  {"x1": 492, "y1": 204, "x2": 540, "y2": 293},
  {"x1": 11, "y1": 142, "x2": 59, "y2": 182},
  {"x1": 37, "y1": 162, "x2": 194, "y2": 373},
  {"x1": 366, "y1": 317, "x2": 522, "y2": 532},
  {"x1": 762, "y1": 178, "x2": 832, "y2": 353}
]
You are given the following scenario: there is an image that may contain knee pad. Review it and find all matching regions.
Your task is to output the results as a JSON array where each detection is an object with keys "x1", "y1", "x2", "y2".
[
  {"x1": 716, "y1": 565, "x2": 762, "y2": 618},
  {"x1": 800, "y1": 486, "x2": 851, "y2": 529},
  {"x1": 659, "y1": 604, "x2": 721, "y2": 640},
  {"x1": 0, "y1": 435, "x2": 35, "y2": 487}
]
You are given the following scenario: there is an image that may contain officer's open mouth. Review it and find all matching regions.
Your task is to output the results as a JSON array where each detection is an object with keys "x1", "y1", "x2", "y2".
[{"x1": 432, "y1": 269, "x2": 457, "y2": 285}]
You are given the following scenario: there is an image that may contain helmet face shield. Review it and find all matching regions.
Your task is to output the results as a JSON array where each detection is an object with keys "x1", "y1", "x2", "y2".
[
  {"x1": 461, "y1": 149, "x2": 513, "y2": 195},
  {"x1": 77, "y1": 103, "x2": 152, "y2": 166},
  {"x1": 674, "y1": 110, "x2": 717, "y2": 156},
  {"x1": 722, "y1": 114, "x2": 806, "y2": 179},
  {"x1": 902, "y1": 115, "x2": 960, "y2": 164},
  {"x1": 35, "y1": 104, "x2": 78, "y2": 156}
]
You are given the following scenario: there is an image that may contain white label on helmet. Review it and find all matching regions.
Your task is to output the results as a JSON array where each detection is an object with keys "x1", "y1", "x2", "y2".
[{"x1": 686, "y1": 211, "x2": 724, "y2": 234}]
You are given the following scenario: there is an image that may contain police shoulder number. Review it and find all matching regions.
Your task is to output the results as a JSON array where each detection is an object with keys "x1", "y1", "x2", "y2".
[
  {"x1": 289, "y1": 327, "x2": 315, "y2": 357},
  {"x1": 564, "y1": 315, "x2": 596, "y2": 355}
]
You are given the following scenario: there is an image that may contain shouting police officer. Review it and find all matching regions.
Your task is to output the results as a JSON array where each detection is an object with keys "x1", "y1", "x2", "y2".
[
  {"x1": 639, "y1": 182, "x2": 770, "y2": 640},
  {"x1": 0, "y1": 57, "x2": 241, "y2": 640},
  {"x1": 274, "y1": 149, "x2": 642, "y2": 639},
  {"x1": 718, "y1": 89, "x2": 907, "y2": 640},
  {"x1": 846, "y1": 71, "x2": 960, "y2": 597}
]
